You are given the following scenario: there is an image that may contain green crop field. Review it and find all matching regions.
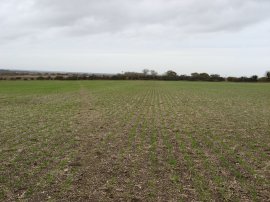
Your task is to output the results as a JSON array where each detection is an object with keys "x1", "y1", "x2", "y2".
[{"x1": 0, "y1": 80, "x2": 269, "y2": 201}]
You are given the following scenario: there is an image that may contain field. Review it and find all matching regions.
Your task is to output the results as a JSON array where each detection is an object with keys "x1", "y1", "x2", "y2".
[{"x1": 0, "y1": 80, "x2": 269, "y2": 201}]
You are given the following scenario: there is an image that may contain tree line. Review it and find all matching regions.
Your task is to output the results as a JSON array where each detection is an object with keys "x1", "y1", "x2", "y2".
[
  {"x1": 114, "y1": 70, "x2": 270, "y2": 82},
  {"x1": 0, "y1": 69, "x2": 270, "y2": 82}
]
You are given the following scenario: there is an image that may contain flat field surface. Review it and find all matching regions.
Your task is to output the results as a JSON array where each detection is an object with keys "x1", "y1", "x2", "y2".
[{"x1": 0, "y1": 80, "x2": 269, "y2": 201}]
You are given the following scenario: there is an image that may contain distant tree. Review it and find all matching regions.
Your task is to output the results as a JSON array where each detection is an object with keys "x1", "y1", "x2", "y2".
[
  {"x1": 210, "y1": 74, "x2": 220, "y2": 78},
  {"x1": 191, "y1": 72, "x2": 200, "y2": 80},
  {"x1": 191, "y1": 72, "x2": 199, "y2": 77},
  {"x1": 199, "y1": 73, "x2": 210, "y2": 81},
  {"x1": 165, "y1": 70, "x2": 177, "y2": 77},
  {"x1": 240, "y1": 77, "x2": 248, "y2": 82},
  {"x1": 258, "y1": 77, "x2": 268, "y2": 82},
  {"x1": 164, "y1": 70, "x2": 178, "y2": 80},
  {"x1": 227, "y1": 77, "x2": 239, "y2": 82},
  {"x1": 266, "y1": 71, "x2": 270, "y2": 80},
  {"x1": 179, "y1": 74, "x2": 190, "y2": 80},
  {"x1": 142, "y1": 69, "x2": 150, "y2": 75},
  {"x1": 250, "y1": 75, "x2": 258, "y2": 82},
  {"x1": 124, "y1": 72, "x2": 144, "y2": 80},
  {"x1": 150, "y1": 70, "x2": 158, "y2": 76},
  {"x1": 210, "y1": 74, "x2": 225, "y2": 82},
  {"x1": 190, "y1": 72, "x2": 211, "y2": 81}
]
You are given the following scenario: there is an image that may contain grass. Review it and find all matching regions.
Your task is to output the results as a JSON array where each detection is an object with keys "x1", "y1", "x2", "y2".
[{"x1": 0, "y1": 80, "x2": 269, "y2": 201}]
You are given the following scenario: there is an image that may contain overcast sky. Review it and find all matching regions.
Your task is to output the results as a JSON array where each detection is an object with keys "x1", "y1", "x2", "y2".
[{"x1": 1, "y1": 0, "x2": 270, "y2": 76}]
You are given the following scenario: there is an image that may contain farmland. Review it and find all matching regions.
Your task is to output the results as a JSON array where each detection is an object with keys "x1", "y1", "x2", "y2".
[{"x1": 0, "y1": 80, "x2": 269, "y2": 201}]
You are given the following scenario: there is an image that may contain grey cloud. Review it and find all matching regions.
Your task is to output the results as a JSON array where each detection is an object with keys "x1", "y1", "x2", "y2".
[
  {"x1": 1, "y1": 0, "x2": 270, "y2": 42},
  {"x1": 1, "y1": 0, "x2": 270, "y2": 76}
]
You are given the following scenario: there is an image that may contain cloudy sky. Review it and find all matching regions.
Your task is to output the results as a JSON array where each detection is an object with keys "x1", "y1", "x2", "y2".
[{"x1": 1, "y1": 0, "x2": 270, "y2": 76}]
